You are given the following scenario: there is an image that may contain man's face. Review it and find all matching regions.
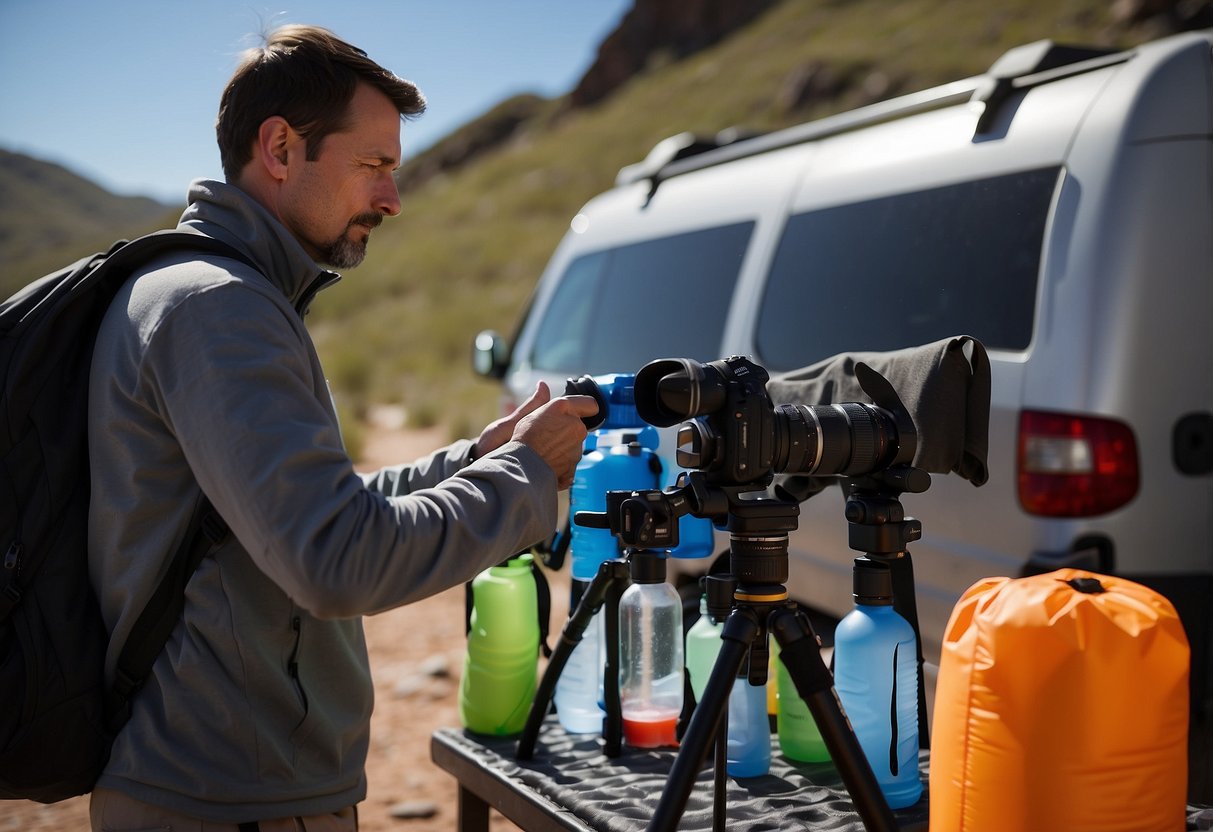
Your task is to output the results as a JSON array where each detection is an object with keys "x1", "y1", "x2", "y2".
[{"x1": 280, "y1": 83, "x2": 403, "y2": 269}]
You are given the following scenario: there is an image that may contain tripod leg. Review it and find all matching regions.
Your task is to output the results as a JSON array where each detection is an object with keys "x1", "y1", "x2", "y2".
[
  {"x1": 771, "y1": 607, "x2": 898, "y2": 832},
  {"x1": 646, "y1": 608, "x2": 756, "y2": 832},
  {"x1": 517, "y1": 559, "x2": 630, "y2": 760},
  {"x1": 712, "y1": 724, "x2": 727, "y2": 832},
  {"x1": 602, "y1": 574, "x2": 626, "y2": 757},
  {"x1": 872, "y1": 552, "x2": 929, "y2": 749}
]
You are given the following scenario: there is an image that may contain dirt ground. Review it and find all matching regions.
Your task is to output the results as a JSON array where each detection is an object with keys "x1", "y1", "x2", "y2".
[{"x1": 5, "y1": 424, "x2": 560, "y2": 832}]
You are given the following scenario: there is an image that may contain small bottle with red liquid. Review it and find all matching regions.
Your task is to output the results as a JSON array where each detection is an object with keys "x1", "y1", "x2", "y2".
[{"x1": 618, "y1": 550, "x2": 683, "y2": 748}]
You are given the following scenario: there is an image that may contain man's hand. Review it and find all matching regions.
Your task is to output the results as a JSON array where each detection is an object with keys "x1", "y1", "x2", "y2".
[
  {"x1": 472, "y1": 381, "x2": 598, "y2": 490},
  {"x1": 472, "y1": 381, "x2": 552, "y2": 459}
]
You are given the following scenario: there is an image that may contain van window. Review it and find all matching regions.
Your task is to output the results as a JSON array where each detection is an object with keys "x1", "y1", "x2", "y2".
[
  {"x1": 756, "y1": 167, "x2": 1061, "y2": 371},
  {"x1": 529, "y1": 222, "x2": 753, "y2": 374}
]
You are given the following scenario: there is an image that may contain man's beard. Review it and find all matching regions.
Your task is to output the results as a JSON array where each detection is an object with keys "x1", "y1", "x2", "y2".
[{"x1": 318, "y1": 212, "x2": 383, "y2": 269}]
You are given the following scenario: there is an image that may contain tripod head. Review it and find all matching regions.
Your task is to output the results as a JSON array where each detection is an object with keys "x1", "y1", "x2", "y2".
[{"x1": 576, "y1": 474, "x2": 801, "y2": 689}]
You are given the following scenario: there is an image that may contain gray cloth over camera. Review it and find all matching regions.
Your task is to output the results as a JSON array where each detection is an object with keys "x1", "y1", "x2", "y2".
[{"x1": 766, "y1": 334, "x2": 991, "y2": 498}]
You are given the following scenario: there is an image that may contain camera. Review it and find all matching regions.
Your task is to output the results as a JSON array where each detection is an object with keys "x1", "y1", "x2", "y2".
[{"x1": 633, "y1": 355, "x2": 916, "y2": 490}]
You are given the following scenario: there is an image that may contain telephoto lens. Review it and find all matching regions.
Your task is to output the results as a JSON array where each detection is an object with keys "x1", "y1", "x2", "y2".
[{"x1": 772, "y1": 402, "x2": 902, "y2": 477}]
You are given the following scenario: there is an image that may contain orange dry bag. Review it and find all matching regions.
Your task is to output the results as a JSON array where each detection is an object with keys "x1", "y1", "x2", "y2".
[{"x1": 929, "y1": 568, "x2": 1189, "y2": 832}]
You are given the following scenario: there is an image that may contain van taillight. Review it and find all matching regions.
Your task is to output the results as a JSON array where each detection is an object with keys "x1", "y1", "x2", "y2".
[{"x1": 1017, "y1": 410, "x2": 1139, "y2": 517}]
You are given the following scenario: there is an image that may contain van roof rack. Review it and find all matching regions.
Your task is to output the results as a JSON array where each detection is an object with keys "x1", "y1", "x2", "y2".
[
  {"x1": 972, "y1": 40, "x2": 1125, "y2": 132},
  {"x1": 614, "y1": 128, "x2": 764, "y2": 187},
  {"x1": 617, "y1": 39, "x2": 1134, "y2": 194}
]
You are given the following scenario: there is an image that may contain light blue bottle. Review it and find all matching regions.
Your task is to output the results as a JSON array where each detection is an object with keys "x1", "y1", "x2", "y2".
[
  {"x1": 725, "y1": 667, "x2": 771, "y2": 777},
  {"x1": 553, "y1": 580, "x2": 605, "y2": 733},
  {"x1": 833, "y1": 558, "x2": 923, "y2": 809},
  {"x1": 684, "y1": 579, "x2": 769, "y2": 777}
]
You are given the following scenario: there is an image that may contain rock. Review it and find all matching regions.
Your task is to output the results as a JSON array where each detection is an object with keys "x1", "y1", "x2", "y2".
[
  {"x1": 418, "y1": 653, "x2": 451, "y2": 678},
  {"x1": 389, "y1": 800, "x2": 439, "y2": 820}
]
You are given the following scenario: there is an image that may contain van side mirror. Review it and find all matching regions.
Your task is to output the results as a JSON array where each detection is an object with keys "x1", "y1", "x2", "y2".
[{"x1": 472, "y1": 330, "x2": 511, "y2": 380}]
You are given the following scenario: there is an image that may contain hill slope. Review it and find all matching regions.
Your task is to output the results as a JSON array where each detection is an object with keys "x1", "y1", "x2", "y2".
[
  {"x1": 309, "y1": 0, "x2": 1203, "y2": 439},
  {"x1": 1, "y1": 0, "x2": 1204, "y2": 441},
  {"x1": 0, "y1": 150, "x2": 176, "y2": 295}
]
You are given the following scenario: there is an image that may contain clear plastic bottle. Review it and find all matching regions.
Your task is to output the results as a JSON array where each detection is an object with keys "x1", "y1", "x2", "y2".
[
  {"x1": 458, "y1": 553, "x2": 539, "y2": 736},
  {"x1": 618, "y1": 551, "x2": 682, "y2": 748},
  {"x1": 833, "y1": 558, "x2": 923, "y2": 808}
]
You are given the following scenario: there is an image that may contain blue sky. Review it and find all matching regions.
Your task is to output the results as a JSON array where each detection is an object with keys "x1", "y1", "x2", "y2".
[{"x1": 0, "y1": 0, "x2": 631, "y2": 204}]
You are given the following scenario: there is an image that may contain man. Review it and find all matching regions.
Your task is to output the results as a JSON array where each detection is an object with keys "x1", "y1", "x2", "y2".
[{"x1": 87, "y1": 24, "x2": 596, "y2": 830}]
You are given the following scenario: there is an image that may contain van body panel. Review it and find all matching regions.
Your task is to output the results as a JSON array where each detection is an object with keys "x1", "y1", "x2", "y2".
[{"x1": 480, "y1": 30, "x2": 1213, "y2": 799}]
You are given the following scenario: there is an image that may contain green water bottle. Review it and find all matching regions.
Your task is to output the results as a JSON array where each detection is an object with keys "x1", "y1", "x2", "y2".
[
  {"x1": 458, "y1": 553, "x2": 539, "y2": 736},
  {"x1": 774, "y1": 636, "x2": 830, "y2": 762}
]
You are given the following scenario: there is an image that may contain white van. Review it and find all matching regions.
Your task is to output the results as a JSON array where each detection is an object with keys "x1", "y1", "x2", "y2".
[{"x1": 474, "y1": 31, "x2": 1213, "y2": 799}]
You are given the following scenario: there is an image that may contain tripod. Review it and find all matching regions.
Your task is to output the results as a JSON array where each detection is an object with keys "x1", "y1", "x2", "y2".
[
  {"x1": 519, "y1": 487, "x2": 696, "y2": 760},
  {"x1": 517, "y1": 554, "x2": 632, "y2": 760},
  {"x1": 519, "y1": 470, "x2": 929, "y2": 831},
  {"x1": 644, "y1": 483, "x2": 902, "y2": 832}
]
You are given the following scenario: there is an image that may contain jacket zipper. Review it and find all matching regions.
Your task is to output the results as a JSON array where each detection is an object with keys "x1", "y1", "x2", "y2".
[
  {"x1": 295, "y1": 270, "x2": 340, "y2": 317},
  {"x1": 289, "y1": 615, "x2": 309, "y2": 714}
]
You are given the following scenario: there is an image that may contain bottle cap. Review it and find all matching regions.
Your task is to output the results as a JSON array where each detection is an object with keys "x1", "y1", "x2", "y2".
[
  {"x1": 852, "y1": 557, "x2": 893, "y2": 605},
  {"x1": 629, "y1": 549, "x2": 667, "y2": 584}
]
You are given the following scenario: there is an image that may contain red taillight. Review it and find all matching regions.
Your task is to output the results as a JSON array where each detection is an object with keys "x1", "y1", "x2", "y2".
[{"x1": 1017, "y1": 410, "x2": 1139, "y2": 517}]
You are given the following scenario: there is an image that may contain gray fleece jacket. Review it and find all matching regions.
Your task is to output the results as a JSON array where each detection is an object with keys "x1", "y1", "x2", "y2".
[{"x1": 87, "y1": 180, "x2": 556, "y2": 821}]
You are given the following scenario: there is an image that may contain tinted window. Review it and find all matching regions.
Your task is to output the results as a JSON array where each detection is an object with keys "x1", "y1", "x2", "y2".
[
  {"x1": 530, "y1": 222, "x2": 753, "y2": 374},
  {"x1": 757, "y1": 167, "x2": 1060, "y2": 371}
]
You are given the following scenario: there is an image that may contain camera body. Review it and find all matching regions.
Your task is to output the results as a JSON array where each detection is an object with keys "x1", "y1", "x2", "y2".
[{"x1": 635, "y1": 356, "x2": 777, "y2": 489}]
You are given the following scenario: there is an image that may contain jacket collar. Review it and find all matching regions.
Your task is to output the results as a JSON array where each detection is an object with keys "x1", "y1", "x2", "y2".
[{"x1": 178, "y1": 179, "x2": 341, "y2": 313}]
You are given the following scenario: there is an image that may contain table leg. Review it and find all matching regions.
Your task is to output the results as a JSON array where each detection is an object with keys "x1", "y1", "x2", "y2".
[{"x1": 457, "y1": 782, "x2": 490, "y2": 832}]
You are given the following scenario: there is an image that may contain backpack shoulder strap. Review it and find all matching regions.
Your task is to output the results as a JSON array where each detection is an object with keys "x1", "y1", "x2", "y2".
[
  {"x1": 96, "y1": 231, "x2": 254, "y2": 726},
  {"x1": 102, "y1": 230, "x2": 259, "y2": 277},
  {"x1": 106, "y1": 496, "x2": 229, "y2": 727}
]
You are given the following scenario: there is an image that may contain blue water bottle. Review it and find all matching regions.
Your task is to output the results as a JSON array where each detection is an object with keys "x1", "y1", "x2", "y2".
[
  {"x1": 555, "y1": 375, "x2": 661, "y2": 734},
  {"x1": 833, "y1": 558, "x2": 923, "y2": 808}
]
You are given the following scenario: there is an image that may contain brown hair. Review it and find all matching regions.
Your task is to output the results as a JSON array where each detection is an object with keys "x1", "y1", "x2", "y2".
[{"x1": 217, "y1": 24, "x2": 426, "y2": 180}]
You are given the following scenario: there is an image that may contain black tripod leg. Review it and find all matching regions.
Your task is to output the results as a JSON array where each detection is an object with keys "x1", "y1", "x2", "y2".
[
  {"x1": 770, "y1": 607, "x2": 897, "y2": 832},
  {"x1": 712, "y1": 691, "x2": 728, "y2": 832},
  {"x1": 646, "y1": 608, "x2": 756, "y2": 832},
  {"x1": 517, "y1": 559, "x2": 630, "y2": 760},
  {"x1": 602, "y1": 574, "x2": 626, "y2": 757}
]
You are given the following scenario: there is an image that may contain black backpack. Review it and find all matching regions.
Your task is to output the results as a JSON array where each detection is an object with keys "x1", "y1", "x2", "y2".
[{"x1": 0, "y1": 231, "x2": 254, "y2": 802}]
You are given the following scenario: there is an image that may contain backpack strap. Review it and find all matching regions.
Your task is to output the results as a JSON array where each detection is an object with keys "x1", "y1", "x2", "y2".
[
  {"x1": 106, "y1": 497, "x2": 229, "y2": 729},
  {"x1": 97, "y1": 231, "x2": 257, "y2": 729}
]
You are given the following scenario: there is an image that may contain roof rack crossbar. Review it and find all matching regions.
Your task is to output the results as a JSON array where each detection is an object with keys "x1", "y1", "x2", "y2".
[
  {"x1": 973, "y1": 46, "x2": 1132, "y2": 133},
  {"x1": 617, "y1": 40, "x2": 1135, "y2": 194},
  {"x1": 620, "y1": 77, "x2": 981, "y2": 191}
]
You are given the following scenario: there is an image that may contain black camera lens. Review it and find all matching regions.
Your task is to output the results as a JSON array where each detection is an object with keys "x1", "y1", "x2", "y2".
[
  {"x1": 634, "y1": 358, "x2": 727, "y2": 427},
  {"x1": 773, "y1": 402, "x2": 900, "y2": 477},
  {"x1": 729, "y1": 534, "x2": 790, "y2": 586}
]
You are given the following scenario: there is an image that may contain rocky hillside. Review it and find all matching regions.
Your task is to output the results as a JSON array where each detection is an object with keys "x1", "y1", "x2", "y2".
[
  {"x1": 0, "y1": 150, "x2": 176, "y2": 296},
  {"x1": 3, "y1": 0, "x2": 1209, "y2": 436}
]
